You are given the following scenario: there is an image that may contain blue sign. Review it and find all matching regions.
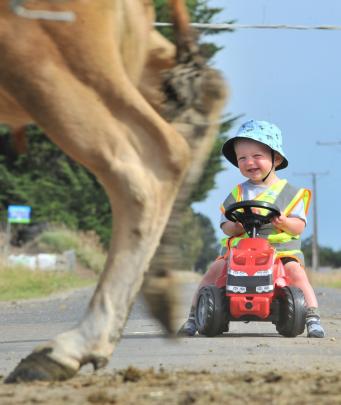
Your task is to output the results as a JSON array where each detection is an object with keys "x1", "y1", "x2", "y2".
[{"x1": 8, "y1": 205, "x2": 31, "y2": 224}]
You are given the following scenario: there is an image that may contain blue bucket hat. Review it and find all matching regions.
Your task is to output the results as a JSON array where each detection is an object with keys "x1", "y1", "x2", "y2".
[{"x1": 222, "y1": 120, "x2": 288, "y2": 170}]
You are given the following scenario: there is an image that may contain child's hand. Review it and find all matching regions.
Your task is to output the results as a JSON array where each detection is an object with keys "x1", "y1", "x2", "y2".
[
  {"x1": 235, "y1": 221, "x2": 244, "y2": 233},
  {"x1": 271, "y1": 213, "x2": 306, "y2": 235},
  {"x1": 271, "y1": 213, "x2": 287, "y2": 230},
  {"x1": 251, "y1": 207, "x2": 261, "y2": 215}
]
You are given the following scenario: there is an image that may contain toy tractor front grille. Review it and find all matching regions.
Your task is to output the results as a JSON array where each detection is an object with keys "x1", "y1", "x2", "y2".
[{"x1": 226, "y1": 268, "x2": 273, "y2": 294}]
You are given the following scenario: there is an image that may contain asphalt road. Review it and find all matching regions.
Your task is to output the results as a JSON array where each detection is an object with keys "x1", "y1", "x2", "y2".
[{"x1": 0, "y1": 282, "x2": 340, "y2": 378}]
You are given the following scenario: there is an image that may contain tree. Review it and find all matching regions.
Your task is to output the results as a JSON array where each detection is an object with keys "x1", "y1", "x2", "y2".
[
  {"x1": 0, "y1": 125, "x2": 111, "y2": 244},
  {"x1": 190, "y1": 115, "x2": 238, "y2": 203},
  {"x1": 302, "y1": 237, "x2": 341, "y2": 268},
  {"x1": 194, "y1": 213, "x2": 220, "y2": 272}
]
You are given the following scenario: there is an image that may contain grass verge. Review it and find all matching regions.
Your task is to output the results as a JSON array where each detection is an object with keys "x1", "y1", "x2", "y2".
[
  {"x1": 35, "y1": 227, "x2": 106, "y2": 274},
  {"x1": 310, "y1": 270, "x2": 341, "y2": 289},
  {"x1": 0, "y1": 226, "x2": 104, "y2": 301},
  {"x1": 0, "y1": 265, "x2": 95, "y2": 301}
]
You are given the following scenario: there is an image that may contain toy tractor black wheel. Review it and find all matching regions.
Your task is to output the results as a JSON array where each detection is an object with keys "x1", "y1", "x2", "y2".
[
  {"x1": 195, "y1": 286, "x2": 229, "y2": 337},
  {"x1": 276, "y1": 286, "x2": 306, "y2": 337}
]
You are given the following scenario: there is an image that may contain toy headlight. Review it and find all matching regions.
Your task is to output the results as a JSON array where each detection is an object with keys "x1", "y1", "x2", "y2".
[
  {"x1": 254, "y1": 269, "x2": 272, "y2": 276},
  {"x1": 227, "y1": 285, "x2": 247, "y2": 293},
  {"x1": 228, "y1": 269, "x2": 248, "y2": 276},
  {"x1": 256, "y1": 285, "x2": 274, "y2": 293}
]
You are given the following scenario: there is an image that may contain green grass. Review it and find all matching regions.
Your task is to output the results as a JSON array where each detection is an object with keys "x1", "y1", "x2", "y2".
[
  {"x1": 0, "y1": 226, "x2": 105, "y2": 301},
  {"x1": 38, "y1": 230, "x2": 80, "y2": 252},
  {"x1": 37, "y1": 228, "x2": 106, "y2": 274},
  {"x1": 310, "y1": 270, "x2": 341, "y2": 289},
  {"x1": 0, "y1": 265, "x2": 95, "y2": 301}
]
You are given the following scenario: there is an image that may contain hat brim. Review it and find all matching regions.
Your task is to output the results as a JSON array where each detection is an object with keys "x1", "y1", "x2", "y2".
[{"x1": 222, "y1": 137, "x2": 288, "y2": 171}]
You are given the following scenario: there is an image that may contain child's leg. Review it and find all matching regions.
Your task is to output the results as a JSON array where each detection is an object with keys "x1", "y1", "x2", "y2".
[
  {"x1": 178, "y1": 258, "x2": 226, "y2": 336},
  {"x1": 284, "y1": 261, "x2": 325, "y2": 338},
  {"x1": 284, "y1": 261, "x2": 318, "y2": 307}
]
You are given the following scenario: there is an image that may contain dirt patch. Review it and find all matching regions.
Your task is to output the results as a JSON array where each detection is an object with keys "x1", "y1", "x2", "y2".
[{"x1": 0, "y1": 367, "x2": 340, "y2": 404}]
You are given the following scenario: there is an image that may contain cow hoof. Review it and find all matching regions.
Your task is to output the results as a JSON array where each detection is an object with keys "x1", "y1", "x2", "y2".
[
  {"x1": 143, "y1": 270, "x2": 178, "y2": 335},
  {"x1": 86, "y1": 355, "x2": 109, "y2": 371},
  {"x1": 4, "y1": 349, "x2": 77, "y2": 383}
]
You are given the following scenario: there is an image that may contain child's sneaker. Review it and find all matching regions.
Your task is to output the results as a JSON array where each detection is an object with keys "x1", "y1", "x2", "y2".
[
  {"x1": 177, "y1": 317, "x2": 197, "y2": 336},
  {"x1": 306, "y1": 307, "x2": 325, "y2": 338},
  {"x1": 307, "y1": 317, "x2": 325, "y2": 338}
]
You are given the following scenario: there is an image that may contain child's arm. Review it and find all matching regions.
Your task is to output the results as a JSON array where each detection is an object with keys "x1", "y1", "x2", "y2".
[
  {"x1": 271, "y1": 214, "x2": 305, "y2": 235},
  {"x1": 221, "y1": 220, "x2": 245, "y2": 236}
]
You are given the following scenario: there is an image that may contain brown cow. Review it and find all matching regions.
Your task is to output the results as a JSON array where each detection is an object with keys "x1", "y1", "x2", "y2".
[{"x1": 0, "y1": 0, "x2": 227, "y2": 382}]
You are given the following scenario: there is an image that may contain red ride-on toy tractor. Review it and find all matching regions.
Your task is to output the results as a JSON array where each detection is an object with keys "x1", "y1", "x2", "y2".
[{"x1": 195, "y1": 200, "x2": 307, "y2": 338}]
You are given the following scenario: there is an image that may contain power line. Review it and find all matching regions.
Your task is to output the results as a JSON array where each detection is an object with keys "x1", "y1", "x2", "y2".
[
  {"x1": 155, "y1": 22, "x2": 341, "y2": 31},
  {"x1": 9, "y1": 2, "x2": 341, "y2": 29}
]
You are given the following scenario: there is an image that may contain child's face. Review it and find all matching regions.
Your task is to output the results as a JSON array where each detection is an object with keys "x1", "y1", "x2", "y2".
[{"x1": 234, "y1": 139, "x2": 281, "y2": 183}]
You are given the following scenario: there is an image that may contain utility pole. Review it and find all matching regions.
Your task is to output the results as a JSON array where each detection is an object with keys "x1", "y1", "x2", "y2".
[{"x1": 294, "y1": 171, "x2": 329, "y2": 272}]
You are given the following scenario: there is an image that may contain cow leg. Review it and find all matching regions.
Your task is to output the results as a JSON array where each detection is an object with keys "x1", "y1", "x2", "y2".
[
  {"x1": 38, "y1": 11, "x2": 225, "y2": 336},
  {"x1": 1, "y1": 27, "x2": 189, "y2": 382},
  {"x1": 38, "y1": 16, "x2": 188, "y2": 335}
]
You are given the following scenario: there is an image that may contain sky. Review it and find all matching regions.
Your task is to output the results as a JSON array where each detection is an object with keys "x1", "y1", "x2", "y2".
[{"x1": 192, "y1": 0, "x2": 341, "y2": 250}]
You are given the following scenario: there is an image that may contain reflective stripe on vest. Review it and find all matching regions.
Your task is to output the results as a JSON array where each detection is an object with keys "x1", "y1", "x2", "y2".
[
  {"x1": 254, "y1": 179, "x2": 287, "y2": 204},
  {"x1": 232, "y1": 184, "x2": 243, "y2": 202},
  {"x1": 221, "y1": 183, "x2": 243, "y2": 215},
  {"x1": 284, "y1": 188, "x2": 311, "y2": 216}
]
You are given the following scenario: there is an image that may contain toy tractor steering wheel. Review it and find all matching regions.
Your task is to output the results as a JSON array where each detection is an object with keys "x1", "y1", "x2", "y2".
[{"x1": 224, "y1": 200, "x2": 281, "y2": 237}]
